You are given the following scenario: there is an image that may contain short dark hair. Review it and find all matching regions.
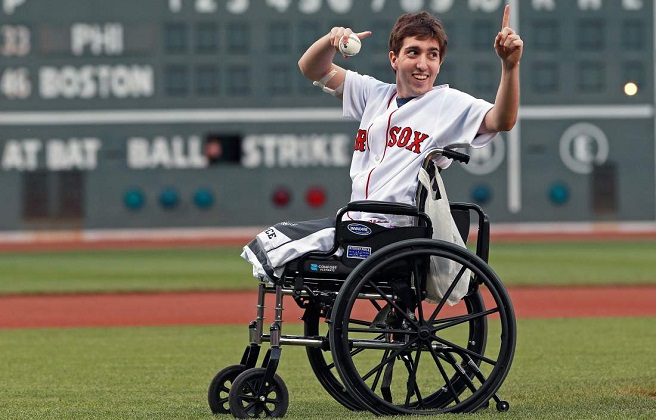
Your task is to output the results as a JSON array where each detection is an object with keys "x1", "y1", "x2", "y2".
[{"x1": 388, "y1": 11, "x2": 448, "y2": 61}]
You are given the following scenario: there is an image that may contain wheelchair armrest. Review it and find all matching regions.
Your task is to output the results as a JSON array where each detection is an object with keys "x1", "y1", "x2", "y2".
[
  {"x1": 337, "y1": 200, "x2": 431, "y2": 227},
  {"x1": 449, "y1": 202, "x2": 490, "y2": 263}
]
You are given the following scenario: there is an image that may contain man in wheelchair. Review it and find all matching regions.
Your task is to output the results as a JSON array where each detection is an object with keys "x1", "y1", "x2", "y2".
[
  {"x1": 214, "y1": 8, "x2": 522, "y2": 418},
  {"x1": 242, "y1": 6, "x2": 522, "y2": 285}
]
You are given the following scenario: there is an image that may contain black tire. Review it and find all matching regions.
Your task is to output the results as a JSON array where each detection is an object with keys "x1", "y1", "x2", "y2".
[
  {"x1": 228, "y1": 367, "x2": 289, "y2": 418},
  {"x1": 329, "y1": 239, "x2": 516, "y2": 416},
  {"x1": 304, "y1": 306, "x2": 364, "y2": 411},
  {"x1": 208, "y1": 364, "x2": 246, "y2": 414}
]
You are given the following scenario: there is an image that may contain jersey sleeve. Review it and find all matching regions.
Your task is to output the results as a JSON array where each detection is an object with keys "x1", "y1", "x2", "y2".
[
  {"x1": 342, "y1": 70, "x2": 383, "y2": 121},
  {"x1": 440, "y1": 89, "x2": 496, "y2": 149}
]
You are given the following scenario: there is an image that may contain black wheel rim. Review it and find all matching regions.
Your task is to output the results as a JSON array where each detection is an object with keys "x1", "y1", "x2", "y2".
[
  {"x1": 208, "y1": 364, "x2": 246, "y2": 414},
  {"x1": 229, "y1": 368, "x2": 289, "y2": 418}
]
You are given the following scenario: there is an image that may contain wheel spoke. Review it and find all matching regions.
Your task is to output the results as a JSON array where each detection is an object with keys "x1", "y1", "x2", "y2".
[
  {"x1": 411, "y1": 260, "x2": 427, "y2": 322},
  {"x1": 348, "y1": 317, "x2": 375, "y2": 327},
  {"x1": 428, "y1": 345, "x2": 461, "y2": 404},
  {"x1": 402, "y1": 346, "x2": 424, "y2": 408},
  {"x1": 369, "y1": 299, "x2": 383, "y2": 311},
  {"x1": 442, "y1": 352, "x2": 479, "y2": 393},
  {"x1": 264, "y1": 395, "x2": 281, "y2": 404},
  {"x1": 243, "y1": 400, "x2": 258, "y2": 413},
  {"x1": 463, "y1": 354, "x2": 491, "y2": 384},
  {"x1": 361, "y1": 339, "x2": 417, "y2": 382},
  {"x1": 245, "y1": 379, "x2": 258, "y2": 396},
  {"x1": 432, "y1": 307, "x2": 499, "y2": 332},
  {"x1": 428, "y1": 265, "x2": 467, "y2": 324},
  {"x1": 366, "y1": 279, "x2": 420, "y2": 329},
  {"x1": 370, "y1": 349, "x2": 391, "y2": 392},
  {"x1": 433, "y1": 336, "x2": 497, "y2": 366}
]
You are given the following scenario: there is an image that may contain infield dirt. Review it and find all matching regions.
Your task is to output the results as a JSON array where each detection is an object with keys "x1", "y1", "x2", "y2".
[{"x1": 0, "y1": 285, "x2": 654, "y2": 329}]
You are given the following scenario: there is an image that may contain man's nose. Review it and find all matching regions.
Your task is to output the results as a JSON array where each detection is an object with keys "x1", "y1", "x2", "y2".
[
  {"x1": 416, "y1": 55, "x2": 428, "y2": 70},
  {"x1": 417, "y1": 54, "x2": 428, "y2": 70}
]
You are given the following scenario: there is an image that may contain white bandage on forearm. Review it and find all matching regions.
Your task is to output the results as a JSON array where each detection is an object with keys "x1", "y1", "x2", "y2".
[{"x1": 312, "y1": 69, "x2": 344, "y2": 96}]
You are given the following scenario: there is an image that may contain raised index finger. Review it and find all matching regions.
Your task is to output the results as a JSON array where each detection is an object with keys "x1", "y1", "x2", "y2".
[{"x1": 501, "y1": 4, "x2": 510, "y2": 29}]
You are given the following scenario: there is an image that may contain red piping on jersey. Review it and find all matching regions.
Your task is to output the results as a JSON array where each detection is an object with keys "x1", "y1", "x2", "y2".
[
  {"x1": 365, "y1": 107, "x2": 397, "y2": 198},
  {"x1": 365, "y1": 123, "x2": 373, "y2": 151},
  {"x1": 386, "y1": 91, "x2": 397, "y2": 109},
  {"x1": 367, "y1": 92, "x2": 395, "y2": 152}
]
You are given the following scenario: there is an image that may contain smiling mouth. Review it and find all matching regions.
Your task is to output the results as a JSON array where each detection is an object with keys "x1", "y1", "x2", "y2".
[{"x1": 413, "y1": 74, "x2": 429, "y2": 81}]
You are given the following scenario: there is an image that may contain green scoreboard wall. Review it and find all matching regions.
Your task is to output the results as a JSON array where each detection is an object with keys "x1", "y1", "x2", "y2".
[{"x1": 0, "y1": 0, "x2": 654, "y2": 230}]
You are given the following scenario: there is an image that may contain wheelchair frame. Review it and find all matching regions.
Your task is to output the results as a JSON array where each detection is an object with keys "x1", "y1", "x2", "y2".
[{"x1": 208, "y1": 148, "x2": 516, "y2": 418}]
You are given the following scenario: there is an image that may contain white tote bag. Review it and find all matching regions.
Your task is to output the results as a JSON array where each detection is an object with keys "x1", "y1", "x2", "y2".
[{"x1": 417, "y1": 167, "x2": 470, "y2": 305}]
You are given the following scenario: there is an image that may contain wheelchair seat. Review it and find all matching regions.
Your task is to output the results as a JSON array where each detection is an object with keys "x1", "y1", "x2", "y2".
[{"x1": 282, "y1": 201, "x2": 432, "y2": 293}]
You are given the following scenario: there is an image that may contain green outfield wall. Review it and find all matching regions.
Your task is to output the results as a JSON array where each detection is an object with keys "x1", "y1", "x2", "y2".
[{"x1": 1, "y1": 0, "x2": 654, "y2": 230}]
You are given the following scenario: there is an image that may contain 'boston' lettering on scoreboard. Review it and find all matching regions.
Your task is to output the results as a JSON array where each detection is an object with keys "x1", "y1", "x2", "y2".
[{"x1": 39, "y1": 65, "x2": 154, "y2": 99}]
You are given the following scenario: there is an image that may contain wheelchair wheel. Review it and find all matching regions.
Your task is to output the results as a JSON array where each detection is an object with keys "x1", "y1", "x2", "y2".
[
  {"x1": 208, "y1": 364, "x2": 246, "y2": 414},
  {"x1": 329, "y1": 239, "x2": 516, "y2": 416},
  {"x1": 304, "y1": 306, "x2": 364, "y2": 411},
  {"x1": 228, "y1": 367, "x2": 289, "y2": 418}
]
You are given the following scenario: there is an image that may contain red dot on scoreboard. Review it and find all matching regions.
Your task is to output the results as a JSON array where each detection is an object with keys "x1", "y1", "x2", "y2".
[
  {"x1": 271, "y1": 187, "x2": 291, "y2": 207},
  {"x1": 305, "y1": 187, "x2": 326, "y2": 208}
]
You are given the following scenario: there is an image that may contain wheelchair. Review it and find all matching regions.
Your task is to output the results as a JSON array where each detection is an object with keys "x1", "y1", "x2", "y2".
[{"x1": 208, "y1": 148, "x2": 516, "y2": 418}]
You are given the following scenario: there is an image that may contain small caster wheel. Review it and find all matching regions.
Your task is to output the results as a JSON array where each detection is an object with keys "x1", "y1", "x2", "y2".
[
  {"x1": 496, "y1": 400, "x2": 510, "y2": 412},
  {"x1": 208, "y1": 365, "x2": 247, "y2": 414},
  {"x1": 229, "y1": 367, "x2": 289, "y2": 418}
]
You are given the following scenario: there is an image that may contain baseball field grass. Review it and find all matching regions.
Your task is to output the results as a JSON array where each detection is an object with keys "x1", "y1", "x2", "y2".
[
  {"x1": 0, "y1": 319, "x2": 654, "y2": 419},
  {"x1": 1, "y1": 240, "x2": 655, "y2": 294},
  {"x1": 0, "y1": 240, "x2": 654, "y2": 419}
]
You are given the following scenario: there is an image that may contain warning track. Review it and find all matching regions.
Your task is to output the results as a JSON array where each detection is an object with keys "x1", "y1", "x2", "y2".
[{"x1": 0, "y1": 286, "x2": 654, "y2": 329}]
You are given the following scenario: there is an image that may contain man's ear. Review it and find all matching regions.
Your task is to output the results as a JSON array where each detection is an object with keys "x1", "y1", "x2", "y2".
[{"x1": 389, "y1": 51, "x2": 397, "y2": 71}]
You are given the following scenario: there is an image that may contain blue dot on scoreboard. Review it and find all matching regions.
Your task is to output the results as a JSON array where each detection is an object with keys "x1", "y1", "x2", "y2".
[
  {"x1": 194, "y1": 188, "x2": 214, "y2": 209},
  {"x1": 124, "y1": 188, "x2": 145, "y2": 211},
  {"x1": 472, "y1": 185, "x2": 492, "y2": 205},
  {"x1": 548, "y1": 182, "x2": 570, "y2": 205},
  {"x1": 159, "y1": 187, "x2": 180, "y2": 209}
]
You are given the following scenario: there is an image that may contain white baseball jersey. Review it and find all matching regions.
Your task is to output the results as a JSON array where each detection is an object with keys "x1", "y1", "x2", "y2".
[{"x1": 342, "y1": 70, "x2": 497, "y2": 226}]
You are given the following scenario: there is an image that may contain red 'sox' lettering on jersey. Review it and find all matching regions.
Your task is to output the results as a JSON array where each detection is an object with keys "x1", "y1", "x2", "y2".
[{"x1": 388, "y1": 126, "x2": 429, "y2": 154}]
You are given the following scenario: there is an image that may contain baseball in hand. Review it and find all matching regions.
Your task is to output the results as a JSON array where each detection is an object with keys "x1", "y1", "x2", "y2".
[{"x1": 339, "y1": 33, "x2": 361, "y2": 57}]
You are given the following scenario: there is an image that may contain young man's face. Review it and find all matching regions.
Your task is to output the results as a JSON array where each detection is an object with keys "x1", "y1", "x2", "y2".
[{"x1": 389, "y1": 36, "x2": 443, "y2": 98}]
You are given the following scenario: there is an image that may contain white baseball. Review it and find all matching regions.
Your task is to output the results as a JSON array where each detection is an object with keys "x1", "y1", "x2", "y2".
[{"x1": 338, "y1": 33, "x2": 361, "y2": 57}]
